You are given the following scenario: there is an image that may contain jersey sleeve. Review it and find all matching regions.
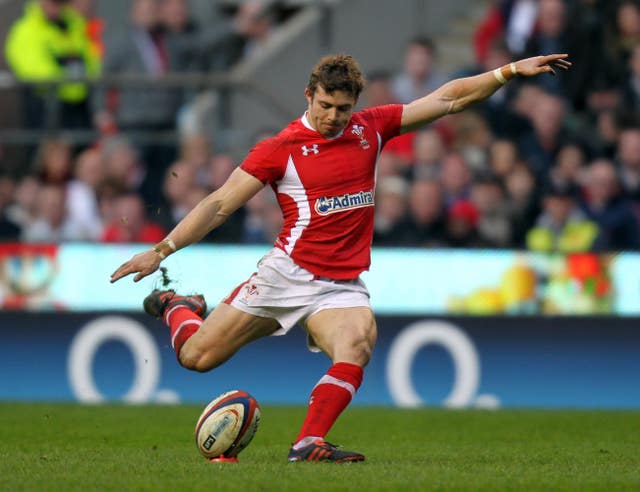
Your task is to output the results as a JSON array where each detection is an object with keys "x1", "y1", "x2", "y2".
[
  {"x1": 239, "y1": 136, "x2": 287, "y2": 184},
  {"x1": 360, "y1": 104, "x2": 403, "y2": 144}
]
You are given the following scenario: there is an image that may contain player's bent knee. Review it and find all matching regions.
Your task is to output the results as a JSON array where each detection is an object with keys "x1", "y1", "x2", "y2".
[{"x1": 179, "y1": 346, "x2": 226, "y2": 373}]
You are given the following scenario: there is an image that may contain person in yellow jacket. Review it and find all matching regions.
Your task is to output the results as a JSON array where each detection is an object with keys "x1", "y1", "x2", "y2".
[
  {"x1": 526, "y1": 182, "x2": 599, "y2": 253},
  {"x1": 5, "y1": 0, "x2": 100, "y2": 130}
]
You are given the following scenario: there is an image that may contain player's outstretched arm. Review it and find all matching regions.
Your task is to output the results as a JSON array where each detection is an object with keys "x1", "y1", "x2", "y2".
[
  {"x1": 400, "y1": 54, "x2": 571, "y2": 133},
  {"x1": 110, "y1": 168, "x2": 264, "y2": 283}
]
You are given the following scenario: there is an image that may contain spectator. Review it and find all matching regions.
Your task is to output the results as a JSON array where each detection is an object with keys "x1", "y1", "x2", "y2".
[
  {"x1": 71, "y1": 0, "x2": 104, "y2": 64},
  {"x1": 391, "y1": 37, "x2": 448, "y2": 104},
  {"x1": 179, "y1": 134, "x2": 213, "y2": 186},
  {"x1": 548, "y1": 142, "x2": 587, "y2": 191},
  {"x1": 33, "y1": 137, "x2": 74, "y2": 185},
  {"x1": 241, "y1": 187, "x2": 282, "y2": 244},
  {"x1": 0, "y1": 175, "x2": 21, "y2": 240},
  {"x1": 580, "y1": 159, "x2": 640, "y2": 250},
  {"x1": 399, "y1": 178, "x2": 447, "y2": 247},
  {"x1": 372, "y1": 176, "x2": 410, "y2": 246},
  {"x1": 622, "y1": 43, "x2": 640, "y2": 112},
  {"x1": 101, "y1": 192, "x2": 166, "y2": 243},
  {"x1": 4, "y1": 177, "x2": 41, "y2": 233},
  {"x1": 162, "y1": 0, "x2": 248, "y2": 72},
  {"x1": 526, "y1": 183, "x2": 597, "y2": 252},
  {"x1": 411, "y1": 129, "x2": 446, "y2": 180},
  {"x1": 518, "y1": 92, "x2": 568, "y2": 175},
  {"x1": 159, "y1": 160, "x2": 198, "y2": 230},
  {"x1": 439, "y1": 153, "x2": 472, "y2": 206},
  {"x1": 444, "y1": 200, "x2": 486, "y2": 248},
  {"x1": 504, "y1": 163, "x2": 539, "y2": 246},
  {"x1": 94, "y1": 0, "x2": 181, "y2": 203},
  {"x1": 488, "y1": 139, "x2": 519, "y2": 179},
  {"x1": 523, "y1": 0, "x2": 571, "y2": 96},
  {"x1": 473, "y1": 0, "x2": 538, "y2": 61},
  {"x1": 101, "y1": 136, "x2": 144, "y2": 193},
  {"x1": 234, "y1": 0, "x2": 277, "y2": 60},
  {"x1": 21, "y1": 184, "x2": 94, "y2": 242},
  {"x1": 606, "y1": 0, "x2": 640, "y2": 69},
  {"x1": 469, "y1": 176, "x2": 512, "y2": 247},
  {"x1": 66, "y1": 147, "x2": 105, "y2": 240},
  {"x1": 616, "y1": 127, "x2": 640, "y2": 202},
  {"x1": 5, "y1": 0, "x2": 100, "y2": 130}
]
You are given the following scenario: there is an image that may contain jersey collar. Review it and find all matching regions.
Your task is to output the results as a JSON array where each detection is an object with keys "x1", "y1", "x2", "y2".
[{"x1": 301, "y1": 112, "x2": 345, "y2": 140}]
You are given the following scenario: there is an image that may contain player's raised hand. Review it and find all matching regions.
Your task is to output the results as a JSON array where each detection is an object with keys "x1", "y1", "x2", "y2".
[
  {"x1": 515, "y1": 54, "x2": 571, "y2": 77},
  {"x1": 110, "y1": 249, "x2": 162, "y2": 283}
]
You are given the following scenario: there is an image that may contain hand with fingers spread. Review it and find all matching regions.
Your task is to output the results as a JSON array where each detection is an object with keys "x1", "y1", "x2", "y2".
[
  {"x1": 110, "y1": 249, "x2": 162, "y2": 283},
  {"x1": 514, "y1": 53, "x2": 572, "y2": 77}
]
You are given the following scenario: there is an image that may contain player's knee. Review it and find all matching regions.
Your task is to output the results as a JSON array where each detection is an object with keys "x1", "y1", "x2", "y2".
[
  {"x1": 345, "y1": 321, "x2": 377, "y2": 366},
  {"x1": 179, "y1": 346, "x2": 224, "y2": 373}
]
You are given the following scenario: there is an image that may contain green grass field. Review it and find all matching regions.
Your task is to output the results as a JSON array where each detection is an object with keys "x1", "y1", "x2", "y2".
[{"x1": 0, "y1": 404, "x2": 638, "y2": 491}]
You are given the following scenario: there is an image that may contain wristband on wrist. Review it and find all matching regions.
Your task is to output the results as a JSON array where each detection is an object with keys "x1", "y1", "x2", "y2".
[
  {"x1": 494, "y1": 63, "x2": 518, "y2": 85},
  {"x1": 493, "y1": 67, "x2": 507, "y2": 84},
  {"x1": 152, "y1": 238, "x2": 177, "y2": 260}
]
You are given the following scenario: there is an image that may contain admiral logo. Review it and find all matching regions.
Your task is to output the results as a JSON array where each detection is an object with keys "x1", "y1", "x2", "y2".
[{"x1": 314, "y1": 190, "x2": 374, "y2": 215}]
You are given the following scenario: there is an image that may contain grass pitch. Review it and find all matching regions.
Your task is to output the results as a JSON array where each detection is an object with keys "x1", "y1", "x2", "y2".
[{"x1": 0, "y1": 404, "x2": 638, "y2": 491}]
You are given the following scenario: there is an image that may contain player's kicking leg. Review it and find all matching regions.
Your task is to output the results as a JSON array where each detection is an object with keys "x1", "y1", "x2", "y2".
[
  {"x1": 287, "y1": 306, "x2": 376, "y2": 463},
  {"x1": 143, "y1": 289, "x2": 279, "y2": 371},
  {"x1": 143, "y1": 289, "x2": 279, "y2": 463}
]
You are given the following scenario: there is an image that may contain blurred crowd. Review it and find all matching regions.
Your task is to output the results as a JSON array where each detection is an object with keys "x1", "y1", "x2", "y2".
[{"x1": 1, "y1": 0, "x2": 640, "y2": 253}]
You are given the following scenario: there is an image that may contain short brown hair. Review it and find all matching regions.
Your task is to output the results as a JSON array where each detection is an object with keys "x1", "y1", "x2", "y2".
[{"x1": 306, "y1": 53, "x2": 365, "y2": 99}]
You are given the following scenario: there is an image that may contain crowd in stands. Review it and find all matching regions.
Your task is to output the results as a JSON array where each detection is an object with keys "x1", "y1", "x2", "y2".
[{"x1": 1, "y1": 0, "x2": 640, "y2": 253}]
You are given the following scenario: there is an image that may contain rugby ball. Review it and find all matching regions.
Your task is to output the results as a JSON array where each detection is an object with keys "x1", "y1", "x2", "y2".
[{"x1": 194, "y1": 390, "x2": 261, "y2": 459}]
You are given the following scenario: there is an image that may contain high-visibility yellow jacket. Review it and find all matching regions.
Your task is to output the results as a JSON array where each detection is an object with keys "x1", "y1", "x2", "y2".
[{"x1": 5, "y1": 1, "x2": 100, "y2": 103}]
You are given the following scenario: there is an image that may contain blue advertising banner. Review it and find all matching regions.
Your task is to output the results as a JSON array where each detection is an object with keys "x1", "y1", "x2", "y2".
[{"x1": 1, "y1": 312, "x2": 638, "y2": 408}]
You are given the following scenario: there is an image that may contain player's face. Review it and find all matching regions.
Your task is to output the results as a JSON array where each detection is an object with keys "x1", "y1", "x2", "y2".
[{"x1": 305, "y1": 86, "x2": 356, "y2": 138}]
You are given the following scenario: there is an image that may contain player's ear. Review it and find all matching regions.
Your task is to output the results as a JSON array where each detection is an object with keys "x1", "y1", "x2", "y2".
[{"x1": 304, "y1": 88, "x2": 313, "y2": 104}]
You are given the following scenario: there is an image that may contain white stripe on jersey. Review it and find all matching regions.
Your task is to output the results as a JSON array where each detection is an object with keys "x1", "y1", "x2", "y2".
[
  {"x1": 277, "y1": 155, "x2": 311, "y2": 254},
  {"x1": 373, "y1": 131, "x2": 383, "y2": 190}
]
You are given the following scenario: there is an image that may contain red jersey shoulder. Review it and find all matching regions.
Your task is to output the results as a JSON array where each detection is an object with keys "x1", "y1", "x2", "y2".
[
  {"x1": 353, "y1": 104, "x2": 403, "y2": 142},
  {"x1": 240, "y1": 123, "x2": 301, "y2": 184}
]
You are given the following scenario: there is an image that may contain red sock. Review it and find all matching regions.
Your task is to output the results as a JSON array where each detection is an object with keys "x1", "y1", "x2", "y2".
[
  {"x1": 295, "y1": 362, "x2": 364, "y2": 443},
  {"x1": 163, "y1": 305, "x2": 203, "y2": 358}
]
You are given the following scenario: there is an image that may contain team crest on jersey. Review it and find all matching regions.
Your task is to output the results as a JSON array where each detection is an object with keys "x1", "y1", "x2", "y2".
[
  {"x1": 301, "y1": 144, "x2": 319, "y2": 156},
  {"x1": 351, "y1": 125, "x2": 370, "y2": 149},
  {"x1": 314, "y1": 190, "x2": 374, "y2": 215}
]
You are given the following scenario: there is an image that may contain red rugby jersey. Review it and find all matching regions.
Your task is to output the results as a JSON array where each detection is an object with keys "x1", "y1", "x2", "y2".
[{"x1": 240, "y1": 104, "x2": 403, "y2": 279}]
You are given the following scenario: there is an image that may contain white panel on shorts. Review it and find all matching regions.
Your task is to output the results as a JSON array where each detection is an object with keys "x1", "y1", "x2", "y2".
[{"x1": 225, "y1": 248, "x2": 371, "y2": 349}]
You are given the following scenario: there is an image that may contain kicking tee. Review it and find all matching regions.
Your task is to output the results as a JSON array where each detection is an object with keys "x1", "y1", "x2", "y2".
[{"x1": 240, "y1": 104, "x2": 403, "y2": 280}]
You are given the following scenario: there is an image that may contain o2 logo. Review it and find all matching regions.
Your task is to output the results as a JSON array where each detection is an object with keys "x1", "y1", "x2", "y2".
[
  {"x1": 386, "y1": 320, "x2": 500, "y2": 408},
  {"x1": 67, "y1": 316, "x2": 178, "y2": 403}
]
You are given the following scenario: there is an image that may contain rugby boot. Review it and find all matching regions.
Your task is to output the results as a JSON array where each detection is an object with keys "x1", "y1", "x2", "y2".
[
  {"x1": 287, "y1": 439, "x2": 365, "y2": 463},
  {"x1": 143, "y1": 289, "x2": 207, "y2": 319}
]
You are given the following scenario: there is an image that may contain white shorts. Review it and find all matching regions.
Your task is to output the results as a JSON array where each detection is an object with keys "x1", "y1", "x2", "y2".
[{"x1": 223, "y1": 248, "x2": 371, "y2": 346}]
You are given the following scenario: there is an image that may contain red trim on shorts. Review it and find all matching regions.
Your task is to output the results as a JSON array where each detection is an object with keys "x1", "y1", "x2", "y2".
[{"x1": 224, "y1": 279, "x2": 251, "y2": 305}]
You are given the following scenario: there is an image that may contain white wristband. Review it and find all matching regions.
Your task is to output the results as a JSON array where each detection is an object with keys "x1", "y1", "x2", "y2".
[
  {"x1": 510, "y1": 62, "x2": 517, "y2": 76},
  {"x1": 493, "y1": 67, "x2": 507, "y2": 85},
  {"x1": 165, "y1": 238, "x2": 177, "y2": 252}
]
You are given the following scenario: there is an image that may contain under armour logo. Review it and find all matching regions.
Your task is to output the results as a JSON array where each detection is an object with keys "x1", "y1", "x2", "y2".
[{"x1": 301, "y1": 144, "x2": 319, "y2": 156}]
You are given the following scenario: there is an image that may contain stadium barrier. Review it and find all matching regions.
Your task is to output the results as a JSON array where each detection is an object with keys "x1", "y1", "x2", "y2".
[{"x1": 2, "y1": 312, "x2": 638, "y2": 408}]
